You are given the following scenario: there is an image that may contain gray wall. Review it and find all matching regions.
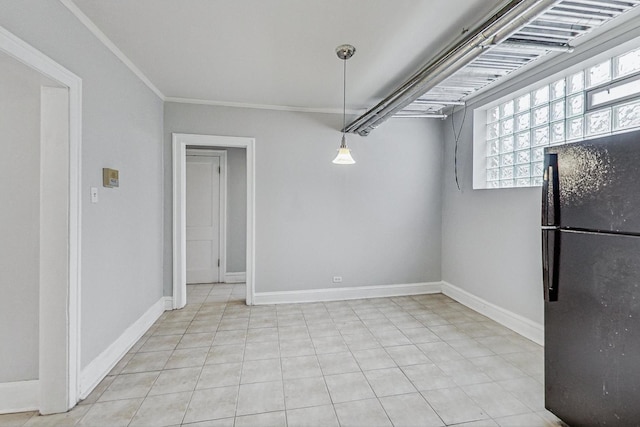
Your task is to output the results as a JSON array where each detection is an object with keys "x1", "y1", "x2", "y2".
[
  {"x1": 0, "y1": 55, "x2": 43, "y2": 382},
  {"x1": 226, "y1": 148, "x2": 247, "y2": 273},
  {"x1": 165, "y1": 103, "x2": 443, "y2": 294},
  {"x1": 0, "y1": 1, "x2": 164, "y2": 370},
  {"x1": 441, "y1": 112, "x2": 544, "y2": 323},
  {"x1": 441, "y1": 26, "x2": 640, "y2": 326},
  {"x1": 213, "y1": 147, "x2": 247, "y2": 273}
]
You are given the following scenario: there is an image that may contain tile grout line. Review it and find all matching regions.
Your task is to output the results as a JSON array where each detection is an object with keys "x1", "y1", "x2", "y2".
[
  {"x1": 178, "y1": 284, "x2": 216, "y2": 426},
  {"x1": 8, "y1": 286, "x2": 556, "y2": 427},
  {"x1": 355, "y1": 297, "x2": 441, "y2": 427}
]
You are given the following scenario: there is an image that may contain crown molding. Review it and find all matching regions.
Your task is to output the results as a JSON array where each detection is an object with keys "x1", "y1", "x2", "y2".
[
  {"x1": 165, "y1": 96, "x2": 365, "y2": 115},
  {"x1": 59, "y1": 0, "x2": 165, "y2": 101},
  {"x1": 59, "y1": 0, "x2": 371, "y2": 115}
]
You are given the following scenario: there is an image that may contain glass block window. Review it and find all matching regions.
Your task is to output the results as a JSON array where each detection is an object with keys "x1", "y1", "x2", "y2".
[
  {"x1": 587, "y1": 74, "x2": 640, "y2": 109},
  {"x1": 481, "y1": 46, "x2": 640, "y2": 189}
]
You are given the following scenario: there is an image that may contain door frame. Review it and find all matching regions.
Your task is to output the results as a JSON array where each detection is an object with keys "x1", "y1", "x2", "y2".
[
  {"x1": 185, "y1": 149, "x2": 227, "y2": 284},
  {"x1": 0, "y1": 25, "x2": 82, "y2": 413},
  {"x1": 173, "y1": 133, "x2": 255, "y2": 308}
]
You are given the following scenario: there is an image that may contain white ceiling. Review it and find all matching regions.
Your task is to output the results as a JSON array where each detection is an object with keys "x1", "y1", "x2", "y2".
[{"x1": 69, "y1": 0, "x2": 502, "y2": 112}]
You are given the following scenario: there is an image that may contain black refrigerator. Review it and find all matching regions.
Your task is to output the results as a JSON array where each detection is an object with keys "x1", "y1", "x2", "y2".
[{"x1": 542, "y1": 129, "x2": 640, "y2": 426}]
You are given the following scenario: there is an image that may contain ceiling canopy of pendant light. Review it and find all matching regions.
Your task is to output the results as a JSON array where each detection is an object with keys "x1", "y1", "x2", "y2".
[{"x1": 333, "y1": 44, "x2": 356, "y2": 165}]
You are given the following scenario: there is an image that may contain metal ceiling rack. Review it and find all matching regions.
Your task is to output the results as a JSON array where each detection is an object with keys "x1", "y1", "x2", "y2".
[{"x1": 347, "y1": 0, "x2": 640, "y2": 134}]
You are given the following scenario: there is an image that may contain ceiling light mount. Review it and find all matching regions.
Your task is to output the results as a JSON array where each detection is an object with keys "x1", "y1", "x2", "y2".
[{"x1": 336, "y1": 44, "x2": 356, "y2": 61}]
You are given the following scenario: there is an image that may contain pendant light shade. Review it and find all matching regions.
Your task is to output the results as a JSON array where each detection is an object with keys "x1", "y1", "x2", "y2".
[
  {"x1": 332, "y1": 135, "x2": 356, "y2": 164},
  {"x1": 333, "y1": 44, "x2": 356, "y2": 165}
]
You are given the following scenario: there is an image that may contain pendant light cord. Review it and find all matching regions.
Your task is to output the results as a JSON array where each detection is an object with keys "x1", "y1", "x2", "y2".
[{"x1": 342, "y1": 55, "x2": 347, "y2": 139}]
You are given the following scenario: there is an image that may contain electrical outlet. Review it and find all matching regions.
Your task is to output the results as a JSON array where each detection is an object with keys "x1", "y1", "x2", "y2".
[{"x1": 332, "y1": 276, "x2": 343, "y2": 283}]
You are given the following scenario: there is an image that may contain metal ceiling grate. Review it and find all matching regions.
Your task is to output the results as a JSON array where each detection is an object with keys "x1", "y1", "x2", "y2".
[{"x1": 397, "y1": 0, "x2": 640, "y2": 118}]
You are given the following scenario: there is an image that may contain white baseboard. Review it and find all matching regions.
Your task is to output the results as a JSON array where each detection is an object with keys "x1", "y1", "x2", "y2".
[
  {"x1": 253, "y1": 282, "x2": 442, "y2": 305},
  {"x1": 224, "y1": 272, "x2": 246, "y2": 283},
  {"x1": 441, "y1": 281, "x2": 544, "y2": 345},
  {"x1": 163, "y1": 296, "x2": 174, "y2": 310},
  {"x1": 0, "y1": 380, "x2": 38, "y2": 414},
  {"x1": 79, "y1": 297, "x2": 165, "y2": 399}
]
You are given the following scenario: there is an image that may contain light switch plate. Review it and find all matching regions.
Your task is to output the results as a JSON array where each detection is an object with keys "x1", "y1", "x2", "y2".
[{"x1": 90, "y1": 187, "x2": 98, "y2": 203}]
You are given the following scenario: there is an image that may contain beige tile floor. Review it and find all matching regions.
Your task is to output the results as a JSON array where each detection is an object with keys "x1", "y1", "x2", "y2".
[{"x1": 1, "y1": 284, "x2": 567, "y2": 427}]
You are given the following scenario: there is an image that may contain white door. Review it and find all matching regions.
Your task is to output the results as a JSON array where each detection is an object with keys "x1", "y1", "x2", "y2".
[{"x1": 186, "y1": 154, "x2": 221, "y2": 283}]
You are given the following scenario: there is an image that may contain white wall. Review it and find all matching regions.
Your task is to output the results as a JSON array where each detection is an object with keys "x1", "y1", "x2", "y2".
[
  {"x1": 0, "y1": 54, "x2": 43, "y2": 382},
  {"x1": 0, "y1": 2, "x2": 164, "y2": 370},
  {"x1": 441, "y1": 24, "x2": 640, "y2": 327},
  {"x1": 165, "y1": 103, "x2": 444, "y2": 294}
]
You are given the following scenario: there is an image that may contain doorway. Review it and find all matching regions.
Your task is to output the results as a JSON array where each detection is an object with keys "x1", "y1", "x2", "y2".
[
  {"x1": 186, "y1": 149, "x2": 227, "y2": 284},
  {"x1": 172, "y1": 133, "x2": 255, "y2": 308},
  {"x1": 0, "y1": 26, "x2": 82, "y2": 414}
]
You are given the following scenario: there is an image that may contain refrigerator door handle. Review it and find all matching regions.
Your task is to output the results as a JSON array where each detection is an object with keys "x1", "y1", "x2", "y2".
[
  {"x1": 542, "y1": 229, "x2": 561, "y2": 302},
  {"x1": 542, "y1": 153, "x2": 560, "y2": 226}
]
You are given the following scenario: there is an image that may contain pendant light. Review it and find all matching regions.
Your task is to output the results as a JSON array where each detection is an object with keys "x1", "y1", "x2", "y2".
[{"x1": 332, "y1": 44, "x2": 356, "y2": 165}]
